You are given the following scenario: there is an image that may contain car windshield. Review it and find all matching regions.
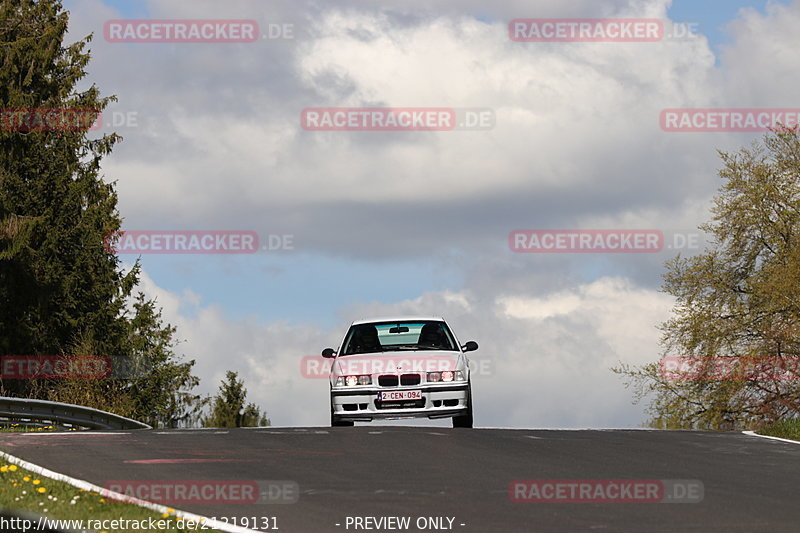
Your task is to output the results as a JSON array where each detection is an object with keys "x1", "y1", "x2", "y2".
[{"x1": 341, "y1": 321, "x2": 458, "y2": 355}]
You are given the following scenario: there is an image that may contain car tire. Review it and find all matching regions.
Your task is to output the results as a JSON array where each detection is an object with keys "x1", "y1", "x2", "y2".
[{"x1": 452, "y1": 384, "x2": 473, "y2": 428}]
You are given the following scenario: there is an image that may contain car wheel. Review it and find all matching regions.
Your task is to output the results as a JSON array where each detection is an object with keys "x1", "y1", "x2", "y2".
[{"x1": 452, "y1": 384, "x2": 473, "y2": 428}]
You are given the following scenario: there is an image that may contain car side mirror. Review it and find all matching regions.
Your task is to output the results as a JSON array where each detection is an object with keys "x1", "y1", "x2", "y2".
[
  {"x1": 322, "y1": 348, "x2": 337, "y2": 358},
  {"x1": 462, "y1": 341, "x2": 478, "y2": 352}
]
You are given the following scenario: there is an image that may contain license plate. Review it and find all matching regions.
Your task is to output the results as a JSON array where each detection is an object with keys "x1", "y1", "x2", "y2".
[{"x1": 378, "y1": 390, "x2": 422, "y2": 401}]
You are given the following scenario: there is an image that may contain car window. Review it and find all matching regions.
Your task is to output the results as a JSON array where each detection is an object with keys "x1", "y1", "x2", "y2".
[{"x1": 341, "y1": 321, "x2": 457, "y2": 354}]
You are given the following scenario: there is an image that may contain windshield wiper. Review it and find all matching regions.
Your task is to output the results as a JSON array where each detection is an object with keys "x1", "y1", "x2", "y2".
[
  {"x1": 382, "y1": 345, "x2": 420, "y2": 351},
  {"x1": 415, "y1": 345, "x2": 451, "y2": 350}
]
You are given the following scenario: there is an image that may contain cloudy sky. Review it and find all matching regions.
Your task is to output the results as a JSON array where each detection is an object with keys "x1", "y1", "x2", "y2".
[{"x1": 61, "y1": 0, "x2": 798, "y2": 427}]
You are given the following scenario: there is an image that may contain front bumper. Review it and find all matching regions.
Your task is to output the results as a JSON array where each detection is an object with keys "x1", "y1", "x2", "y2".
[{"x1": 331, "y1": 383, "x2": 470, "y2": 421}]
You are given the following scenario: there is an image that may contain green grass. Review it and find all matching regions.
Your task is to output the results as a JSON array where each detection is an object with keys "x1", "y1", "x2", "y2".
[
  {"x1": 0, "y1": 424, "x2": 77, "y2": 433},
  {"x1": 757, "y1": 419, "x2": 800, "y2": 442},
  {"x1": 0, "y1": 461, "x2": 224, "y2": 532}
]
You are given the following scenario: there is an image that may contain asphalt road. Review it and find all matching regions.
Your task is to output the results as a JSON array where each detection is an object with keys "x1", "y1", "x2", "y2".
[{"x1": 0, "y1": 427, "x2": 798, "y2": 533}]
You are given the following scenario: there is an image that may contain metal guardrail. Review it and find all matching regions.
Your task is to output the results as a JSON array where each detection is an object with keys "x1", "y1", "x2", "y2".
[{"x1": 0, "y1": 397, "x2": 151, "y2": 430}]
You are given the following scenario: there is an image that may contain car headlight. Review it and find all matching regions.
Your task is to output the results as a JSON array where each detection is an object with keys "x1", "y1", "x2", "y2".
[
  {"x1": 427, "y1": 370, "x2": 465, "y2": 382},
  {"x1": 335, "y1": 375, "x2": 372, "y2": 387}
]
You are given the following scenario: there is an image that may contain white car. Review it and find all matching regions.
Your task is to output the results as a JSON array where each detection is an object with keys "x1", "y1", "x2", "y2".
[{"x1": 322, "y1": 316, "x2": 477, "y2": 428}]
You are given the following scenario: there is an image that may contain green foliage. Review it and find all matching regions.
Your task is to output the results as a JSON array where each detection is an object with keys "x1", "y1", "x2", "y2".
[
  {"x1": 0, "y1": 0, "x2": 127, "y2": 362},
  {"x1": 615, "y1": 127, "x2": 800, "y2": 430},
  {"x1": 202, "y1": 371, "x2": 270, "y2": 428},
  {"x1": 0, "y1": 0, "x2": 206, "y2": 427},
  {"x1": 758, "y1": 419, "x2": 800, "y2": 441},
  {"x1": 0, "y1": 461, "x2": 228, "y2": 532},
  {"x1": 118, "y1": 293, "x2": 206, "y2": 428}
]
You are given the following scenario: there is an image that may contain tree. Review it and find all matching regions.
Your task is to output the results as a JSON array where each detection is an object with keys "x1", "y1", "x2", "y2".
[
  {"x1": 616, "y1": 127, "x2": 800, "y2": 430},
  {"x1": 117, "y1": 293, "x2": 208, "y2": 428},
  {"x1": 0, "y1": 0, "x2": 202, "y2": 426},
  {"x1": 202, "y1": 371, "x2": 270, "y2": 428},
  {"x1": 0, "y1": 0, "x2": 126, "y2": 363}
]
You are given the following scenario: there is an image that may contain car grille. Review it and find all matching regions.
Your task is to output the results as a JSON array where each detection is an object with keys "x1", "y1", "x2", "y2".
[
  {"x1": 400, "y1": 373, "x2": 421, "y2": 386},
  {"x1": 378, "y1": 375, "x2": 398, "y2": 387},
  {"x1": 378, "y1": 374, "x2": 421, "y2": 387}
]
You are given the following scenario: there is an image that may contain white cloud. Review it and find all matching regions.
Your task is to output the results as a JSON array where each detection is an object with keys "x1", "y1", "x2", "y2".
[
  {"x1": 72, "y1": 0, "x2": 728, "y2": 260},
  {"x1": 719, "y1": 1, "x2": 800, "y2": 105}
]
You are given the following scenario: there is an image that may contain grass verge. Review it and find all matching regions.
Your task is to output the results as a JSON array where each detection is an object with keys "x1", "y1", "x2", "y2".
[
  {"x1": 0, "y1": 461, "x2": 223, "y2": 532},
  {"x1": 757, "y1": 419, "x2": 800, "y2": 442}
]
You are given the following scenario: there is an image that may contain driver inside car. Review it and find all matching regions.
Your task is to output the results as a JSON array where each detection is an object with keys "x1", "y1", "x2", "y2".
[
  {"x1": 349, "y1": 325, "x2": 382, "y2": 354},
  {"x1": 417, "y1": 323, "x2": 447, "y2": 348}
]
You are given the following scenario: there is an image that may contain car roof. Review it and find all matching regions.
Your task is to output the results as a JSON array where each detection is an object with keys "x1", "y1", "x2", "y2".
[{"x1": 351, "y1": 316, "x2": 445, "y2": 325}]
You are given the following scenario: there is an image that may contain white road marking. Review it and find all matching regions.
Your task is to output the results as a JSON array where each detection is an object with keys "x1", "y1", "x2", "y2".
[{"x1": 742, "y1": 430, "x2": 800, "y2": 445}]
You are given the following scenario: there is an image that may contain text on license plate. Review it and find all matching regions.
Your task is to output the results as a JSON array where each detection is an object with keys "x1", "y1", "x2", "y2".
[{"x1": 378, "y1": 390, "x2": 422, "y2": 401}]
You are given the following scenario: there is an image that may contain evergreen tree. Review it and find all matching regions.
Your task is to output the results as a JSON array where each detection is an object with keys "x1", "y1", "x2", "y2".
[
  {"x1": 0, "y1": 0, "x2": 202, "y2": 426},
  {"x1": 0, "y1": 0, "x2": 129, "y2": 365},
  {"x1": 202, "y1": 371, "x2": 270, "y2": 428}
]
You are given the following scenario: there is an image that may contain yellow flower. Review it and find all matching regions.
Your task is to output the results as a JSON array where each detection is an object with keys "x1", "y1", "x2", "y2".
[
  {"x1": 162, "y1": 513, "x2": 169, "y2": 518},
  {"x1": 8, "y1": 465, "x2": 17, "y2": 472},
  {"x1": 98, "y1": 498, "x2": 105, "y2": 503},
  {"x1": 0, "y1": 466, "x2": 7, "y2": 472},
  {"x1": 32, "y1": 480, "x2": 40, "y2": 485},
  {"x1": 23, "y1": 476, "x2": 30, "y2": 482},
  {"x1": 37, "y1": 487, "x2": 46, "y2": 493}
]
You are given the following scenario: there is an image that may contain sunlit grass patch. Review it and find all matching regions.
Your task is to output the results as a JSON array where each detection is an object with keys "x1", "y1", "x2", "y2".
[
  {"x1": 757, "y1": 419, "x2": 800, "y2": 442},
  {"x1": 0, "y1": 460, "x2": 224, "y2": 532}
]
